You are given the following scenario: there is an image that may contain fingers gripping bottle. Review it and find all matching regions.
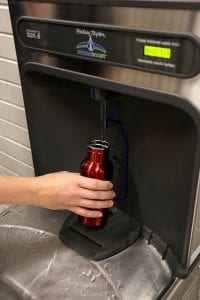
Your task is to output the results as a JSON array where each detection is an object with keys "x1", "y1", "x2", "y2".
[{"x1": 80, "y1": 140, "x2": 113, "y2": 227}]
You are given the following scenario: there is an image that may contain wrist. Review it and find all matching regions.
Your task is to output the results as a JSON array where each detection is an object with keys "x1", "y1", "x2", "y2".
[
  {"x1": 16, "y1": 176, "x2": 38, "y2": 206},
  {"x1": 27, "y1": 176, "x2": 42, "y2": 207}
]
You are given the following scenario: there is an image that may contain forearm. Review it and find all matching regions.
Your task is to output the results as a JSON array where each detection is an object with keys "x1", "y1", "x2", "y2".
[{"x1": 0, "y1": 175, "x2": 36, "y2": 206}]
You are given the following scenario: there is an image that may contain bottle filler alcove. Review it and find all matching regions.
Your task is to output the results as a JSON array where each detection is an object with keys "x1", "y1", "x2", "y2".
[{"x1": 8, "y1": 0, "x2": 200, "y2": 299}]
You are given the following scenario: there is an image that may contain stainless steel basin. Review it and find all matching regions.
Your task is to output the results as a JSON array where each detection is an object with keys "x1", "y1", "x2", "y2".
[
  {"x1": 0, "y1": 206, "x2": 172, "y2": 300},
  {"x1": 0, "y1": 279, "x2": 22, "y2": 300}
]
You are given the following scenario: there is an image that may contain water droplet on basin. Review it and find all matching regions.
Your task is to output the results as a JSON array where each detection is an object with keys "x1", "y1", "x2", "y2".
[
  {"x1": 104, "y1": 263, "x2": 109, "y2": 269},
  {"x1": 112, "y1": 293, "x2": 116, "y2": 298},
  {"x1": 117, "y1": 280, "x2": 123, "y2": 289},
  {"x1": 91, "y1": 275, "x2": 96, "y2": 282},
  {"x1": 96, "y1": 272, "x2": 102, "y2": 278},
  {"x1": 85, "y1": 270, "x2": 92, "y2": 277}
]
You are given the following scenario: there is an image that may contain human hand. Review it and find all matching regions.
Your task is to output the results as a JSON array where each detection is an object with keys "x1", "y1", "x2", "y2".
[{"x1": 33, "y1": 171, "x2": 115, "y2": 218}]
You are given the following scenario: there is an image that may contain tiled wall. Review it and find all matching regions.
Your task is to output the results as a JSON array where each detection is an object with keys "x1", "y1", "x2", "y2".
[{"x1": 0, "y1": 1, "x2": 34, "y2": 177}]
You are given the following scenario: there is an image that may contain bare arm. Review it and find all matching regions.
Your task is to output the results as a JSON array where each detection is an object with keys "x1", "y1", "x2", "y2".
[{"x1": 0, "y1": 171, "x2": 115, "y2": 218}]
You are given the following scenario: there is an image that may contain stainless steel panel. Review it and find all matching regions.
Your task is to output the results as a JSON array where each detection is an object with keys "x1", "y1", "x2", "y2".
[
  {"x1": 17, "y1": 3, "x2": 196, "y2": 32},
  {"x1": 10, "y1": 1, "x2": 200, "y2": 269}
]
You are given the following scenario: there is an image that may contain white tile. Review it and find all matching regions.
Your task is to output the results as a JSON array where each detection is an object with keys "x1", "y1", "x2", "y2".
[
  {"x1": 0, "y1": 58, "x2": 20, "y2": 84},
  {"x1": 0, "y1": 151, "x2": 34, "y2": 176},
  {"x1": 0, "y1": 6, "x2": 12, "y2": 34},
  {"x1": 0, "y1": 100, "x2": 28, "y2": 128},
  {"x1": 0, "y1": 118, "x2": 30, "y2": 147},
  {"x1": 0, "y1": 80, "x2": 24, "y2": 107},
  {"x1": 0, "y1": 135, "x2": 33, "y2": 166},
  {"x1": 0, "y1": 164, "x2": 17, "y2": 175},
  {"x1": 0, "y1": 33, "x2": 17, "y2": 60}
]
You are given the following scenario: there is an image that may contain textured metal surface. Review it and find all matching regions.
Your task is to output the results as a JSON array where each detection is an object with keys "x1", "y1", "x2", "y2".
[{"x1": 0, "y1": 205, "x2": 171, "y2": 300}]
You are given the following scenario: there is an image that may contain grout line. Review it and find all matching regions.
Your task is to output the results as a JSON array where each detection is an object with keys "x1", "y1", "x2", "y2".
[
  {"x1": 0, "y1": 164, "x2": 19, "y2": 176},
  {"x1": 0, "y1": 32, "x2": 13, "y2": 37},
  {"x1": 0, "y1": 54, "x2": 17, "y2": 62},
  {"x1": 0, "y1": 78, "x2": 21, "y2": 86},
  {"x1": 0, "y1": 57, "x2": 17, "y2": 64},
  {"x1": 0, "y1": 98, "x2": 25, "y2": 110},
  {"x1": 0, "y1": 150, "x2": 34, "y2": 169},
  {"x1": 0, "y1": 115, "x2": 27, "y2": 131},
  {"x1": 0, "y1": 5, "x2": 9, "y2": 9},
  {"x1": 0, "y1": 134, "x2": 31, "y2": 151},
  {"x1": 0, "y1": 117, "x2": 28, "y2": 131},
  {"x1": 0, "y1": 78, "x2": 21, "y2": 88}
]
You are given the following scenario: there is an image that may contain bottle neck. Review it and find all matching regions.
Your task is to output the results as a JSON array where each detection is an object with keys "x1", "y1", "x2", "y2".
[{"x1": 88, "y1": 147, "x2": 109, "y2": 163}]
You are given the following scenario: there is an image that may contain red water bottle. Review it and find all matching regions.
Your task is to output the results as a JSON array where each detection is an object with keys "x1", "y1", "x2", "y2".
[{"x1": 80, "y1": 140, "x2": 112, "y2": 227}]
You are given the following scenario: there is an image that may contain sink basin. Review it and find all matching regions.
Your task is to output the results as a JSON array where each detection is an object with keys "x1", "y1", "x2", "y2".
[
  {"x1": 0, "y1": 279, "x2": 22, "y2": 300},
  {"x1": 0, "y1": 223, "x2": 122, "y2": 299},
  {"x1": 0, "y1": 206, "x2": 172, "y2": 300}
]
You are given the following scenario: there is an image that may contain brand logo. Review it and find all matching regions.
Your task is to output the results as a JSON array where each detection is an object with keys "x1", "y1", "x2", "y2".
[
  {"x1": 26, "y1": 29, "x2": 40, "y2": 39},
  {"x1": 76, "y1": 30, "x2": 107, "y2": 60}
]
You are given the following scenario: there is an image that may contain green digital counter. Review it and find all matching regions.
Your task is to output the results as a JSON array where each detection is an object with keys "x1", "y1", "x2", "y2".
[{"x1": 144, "y1": 45, "x2": 171, "y2": 59}]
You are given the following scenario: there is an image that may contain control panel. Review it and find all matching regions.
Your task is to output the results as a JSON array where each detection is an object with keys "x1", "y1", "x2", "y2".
[{"x1": 17, "y1": 19, "x2": 200, "y2": 78}]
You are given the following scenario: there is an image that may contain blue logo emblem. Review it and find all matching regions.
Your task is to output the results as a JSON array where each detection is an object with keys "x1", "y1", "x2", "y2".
[{"x1": 76, "y1": 35, "x2": 107, "y2": 60}]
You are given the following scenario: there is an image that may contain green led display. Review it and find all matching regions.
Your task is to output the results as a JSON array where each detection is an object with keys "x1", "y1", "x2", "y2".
[{"x1": 144, "y1": 45, "x2": 171, "y2": 59}]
